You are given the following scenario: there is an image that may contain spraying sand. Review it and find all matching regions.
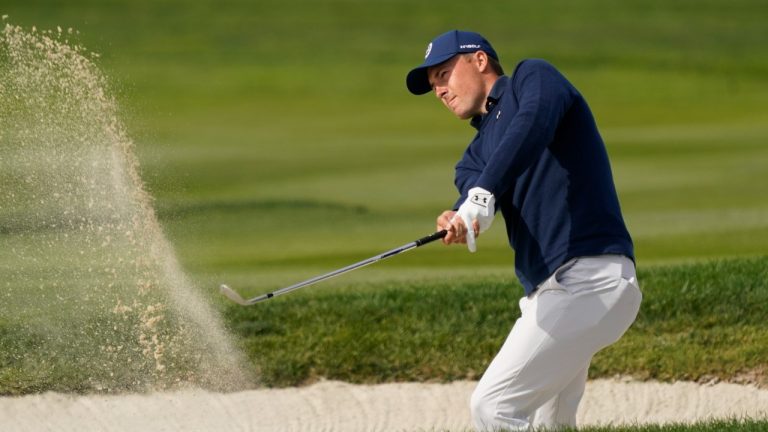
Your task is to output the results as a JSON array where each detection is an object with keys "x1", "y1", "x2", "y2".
[
  {"x1": 0, "y1": 22, "x2": 250, "y2": 392},
  {"x1": 1, "y1": 378, "x2": 767, "y2": 431}
]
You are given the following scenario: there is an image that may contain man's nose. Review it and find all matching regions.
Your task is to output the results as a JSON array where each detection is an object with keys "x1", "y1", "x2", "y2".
[{"x1": 434, "y1": 85, "x2": 448, "y2": 100}]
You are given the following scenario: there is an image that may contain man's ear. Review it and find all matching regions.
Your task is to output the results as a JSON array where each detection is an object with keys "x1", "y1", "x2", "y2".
[{"x1": 474, "y1": 51, "x2": 490, "y2": 73}]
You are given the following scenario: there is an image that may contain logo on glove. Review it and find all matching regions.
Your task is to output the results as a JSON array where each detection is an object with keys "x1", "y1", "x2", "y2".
[{"x1": 471, "y1": 193, "x2": 492, "y2": 208}]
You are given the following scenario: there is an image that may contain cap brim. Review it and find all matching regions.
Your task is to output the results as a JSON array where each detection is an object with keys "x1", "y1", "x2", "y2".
[{"x1": 406, "y1": 52, "x2": 456, "y2": 95}]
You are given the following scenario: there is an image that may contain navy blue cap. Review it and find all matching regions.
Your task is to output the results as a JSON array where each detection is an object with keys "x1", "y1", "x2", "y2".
[{"x1": 406, "y1": 30, "x2": 498, "y2": 95}]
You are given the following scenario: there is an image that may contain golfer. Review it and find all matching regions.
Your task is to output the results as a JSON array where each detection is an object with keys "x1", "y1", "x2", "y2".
[{"x1": 406, "y1": 30, "x2": 642, "y2": 430}]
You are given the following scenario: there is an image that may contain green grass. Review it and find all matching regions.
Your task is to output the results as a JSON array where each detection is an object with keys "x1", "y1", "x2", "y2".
[
  {"x1": 433, "y1": 419, "x2": 768, "y2": 431},
  {"x1": 2, "y1": 0, "x2": 767, "y2": 273},
  {"x1": 434, "y1": 419, "x2": 768, "y2": 431},
  {"x1": 224, "y1": 256, "x2": 768, "y2": 387},
  {"x1": 564, "y1": 419, "x2": 768, "y2": 432}
]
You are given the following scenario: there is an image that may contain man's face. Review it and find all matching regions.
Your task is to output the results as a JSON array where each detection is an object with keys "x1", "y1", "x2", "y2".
[{"x1": 427, "y1": 53, "x2": 487, "y2": 120}]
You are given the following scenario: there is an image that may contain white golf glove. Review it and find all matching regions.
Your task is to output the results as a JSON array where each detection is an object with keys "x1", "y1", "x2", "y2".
[{"x1": 452, "y1": 187, "x2": 495, "y2": 253}]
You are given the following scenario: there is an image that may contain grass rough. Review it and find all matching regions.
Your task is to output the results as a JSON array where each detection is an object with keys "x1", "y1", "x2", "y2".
[{"x1": 225, "y1": 255, "x2": 768, "y2": 388}]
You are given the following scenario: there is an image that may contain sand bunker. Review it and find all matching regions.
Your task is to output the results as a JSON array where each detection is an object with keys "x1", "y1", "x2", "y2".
[{"x1": 2, "y1": 378, "x2": 767, "y2": 431}]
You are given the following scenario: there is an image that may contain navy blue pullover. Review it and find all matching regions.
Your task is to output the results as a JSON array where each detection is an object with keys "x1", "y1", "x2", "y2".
[{"x1": 453, "y1": 59, "x2": 633, "y2": 295}]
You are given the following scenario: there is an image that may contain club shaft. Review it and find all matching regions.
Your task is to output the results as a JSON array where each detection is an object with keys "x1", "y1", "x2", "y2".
[{"x1": 244, "y1": 230, "x2": 447, "y2": 304}]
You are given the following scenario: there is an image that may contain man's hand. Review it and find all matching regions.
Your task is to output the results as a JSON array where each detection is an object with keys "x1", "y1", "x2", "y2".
[
  {"x1": 437, "y1": 187, "x2": 496, "y2": 252},
  {"x1": 436, "y1": 210, "x2": 478, "y2": 245}
]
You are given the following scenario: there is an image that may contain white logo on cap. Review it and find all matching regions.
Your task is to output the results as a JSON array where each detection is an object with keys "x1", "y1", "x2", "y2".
[{"x1": 425, "y1": 42, "x2": 432, "y2": 59}]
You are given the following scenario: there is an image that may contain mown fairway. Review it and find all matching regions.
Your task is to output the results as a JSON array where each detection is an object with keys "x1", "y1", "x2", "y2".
[
  {"x1": 2, "y1": 0, "x2": 767, "y2": 413},
  {"x1": 4, "y1": 0, "x2": 766, "y2": 281}
]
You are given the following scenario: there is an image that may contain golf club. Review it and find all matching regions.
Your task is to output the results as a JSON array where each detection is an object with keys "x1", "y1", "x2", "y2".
[{"x1": 220, "y1": 229, "x2": 448, "y2": 306}]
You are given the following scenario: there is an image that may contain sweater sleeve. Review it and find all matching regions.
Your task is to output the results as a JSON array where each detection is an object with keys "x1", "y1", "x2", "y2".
[
  {"x1": 452, "y1": 145, "x2": 483, "y2": 210},
  {"x1": 475, "y1": 60, "x2": 576, "y2": 198}
]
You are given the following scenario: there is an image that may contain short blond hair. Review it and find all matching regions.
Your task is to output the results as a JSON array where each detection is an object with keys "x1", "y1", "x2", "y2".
[
  {"x1": 488, "y1": 56, "x2": 505, "y2": 76},
  {"x1": 462, "y1": 52, "x2": 505, "y2": 76}
]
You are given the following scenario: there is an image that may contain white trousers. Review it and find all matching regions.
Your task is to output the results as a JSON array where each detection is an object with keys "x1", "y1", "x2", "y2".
[{"x1": 471, "y1": 255, "x2": 642, "y2": 431}]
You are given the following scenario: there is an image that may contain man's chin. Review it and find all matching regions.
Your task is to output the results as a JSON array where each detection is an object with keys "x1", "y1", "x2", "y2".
[{"x1": 450, "y1": 108, "x2": 472, "y2": 120}]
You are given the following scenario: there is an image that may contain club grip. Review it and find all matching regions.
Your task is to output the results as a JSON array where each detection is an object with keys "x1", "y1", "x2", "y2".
[{"x1": 414, "y1": 229, "x2": 448, "y2": 247}]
